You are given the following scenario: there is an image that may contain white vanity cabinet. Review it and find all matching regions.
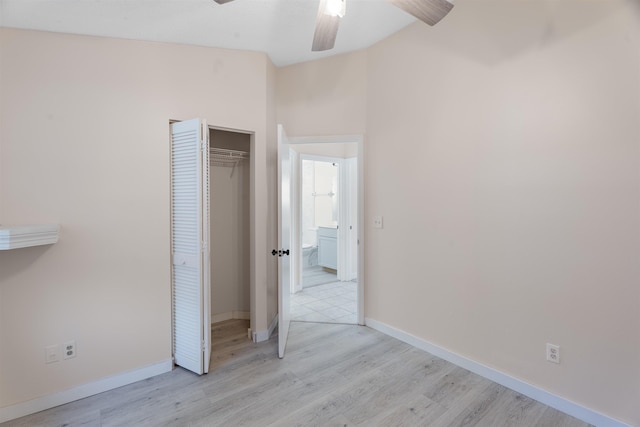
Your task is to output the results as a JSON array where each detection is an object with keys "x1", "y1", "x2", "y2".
[{"x1": 317, "y1": 226, "x2": 337, "y2": 270}]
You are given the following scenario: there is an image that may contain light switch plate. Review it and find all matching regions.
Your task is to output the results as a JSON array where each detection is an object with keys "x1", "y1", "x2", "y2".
[{"x1": 45, "y1": 345, "x2": 59, "y2": 364}]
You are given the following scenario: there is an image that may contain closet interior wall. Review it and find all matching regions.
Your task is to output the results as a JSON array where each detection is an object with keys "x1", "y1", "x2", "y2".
[{"x1": 209, "y1": 129, "x2": 251, "y2": 324}]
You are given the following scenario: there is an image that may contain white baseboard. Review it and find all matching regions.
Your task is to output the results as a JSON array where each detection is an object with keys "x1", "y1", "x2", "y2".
[
  {"x1": 234, "y1": 311, "x2": 251, "y2": 320},
  {"x1": 254, "y1": 314, "x2": 278, "y2": 343},
  {"x1": 211, "y1": 311, "x2": 251, "y2": 324},
  {"x1": 364, "y1": 318, "x2": 630, "y2": 427},
  {"x1": 0, "y1": 358, "x2": 173, "y2": 424}
]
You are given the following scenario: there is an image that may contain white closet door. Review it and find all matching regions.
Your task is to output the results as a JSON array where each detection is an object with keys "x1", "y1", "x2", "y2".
[
  {"x1": 171, "y1": 118, "x2": 211, "y2": 375},
  {"x1": 201, "y1": 122, "x2": 211, "y2": 374}
]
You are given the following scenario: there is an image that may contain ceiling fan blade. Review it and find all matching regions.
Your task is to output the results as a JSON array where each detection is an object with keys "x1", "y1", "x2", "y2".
[
  {"x1": 312, "y1": 0, "x2": 342, "y2": 51},
  {"x1": 213, "y1": 0, "x2": 235, "y2": 4},
  {"x1": 387, "y1": 0, "x2": 453, "y2": 26}
]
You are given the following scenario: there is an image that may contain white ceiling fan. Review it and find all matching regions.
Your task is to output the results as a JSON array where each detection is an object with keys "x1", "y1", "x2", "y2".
[{"x1": 213, "y1": 0, "x2": 454, "y2": 51}]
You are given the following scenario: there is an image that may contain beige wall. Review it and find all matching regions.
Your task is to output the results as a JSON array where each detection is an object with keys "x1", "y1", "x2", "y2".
[
  {"x1": 276, "y1": 50, "x2": 367, "y2": 137},
  {"x1": 0, "y1": 28, "x2": 273, "y2": 409},
  {"x1": 276, "y1": 1, "x2": 640, "y2": 424},
  {"x1": 0, "y1": 32, "x2": 4, "y2": 224},
  {"x1": 291, "y1": 142, "x2": 358, "y2": 158},
  {"x1": 2, "y1": 0, "x2": 639, "y2": 423},
  {"x1": 266, "y1": 59, "x2": 279, "y2": 327},
  {"x1": 365, "y1": 2, "x2": 639, "y2": 425}
]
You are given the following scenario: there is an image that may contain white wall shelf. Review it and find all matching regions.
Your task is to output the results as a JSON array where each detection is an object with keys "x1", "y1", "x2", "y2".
[{"x1": 0, "y1": 224, "x2": 59, "y2": 250}]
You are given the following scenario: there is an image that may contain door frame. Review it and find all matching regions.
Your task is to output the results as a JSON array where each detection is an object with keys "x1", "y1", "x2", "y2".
[
  {"x1": 287, "y1": 135, "x2": 364, "y2": 325},
  {"x1": 206, "y1": 126, "x2": 257, "y2": 338}
]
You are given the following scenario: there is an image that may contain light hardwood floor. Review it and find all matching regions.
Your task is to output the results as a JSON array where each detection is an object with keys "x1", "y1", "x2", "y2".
[{"x1": 2, "y1": 320, "x2": 593, "y2": 427}]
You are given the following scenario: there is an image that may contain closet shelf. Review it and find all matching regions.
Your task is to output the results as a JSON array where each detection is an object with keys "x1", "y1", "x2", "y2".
[
  {"x1": 210, "y1": 147, "x2": 249, "y2": 178},
  {"x1": 0, "y1": 224, "x2": 60, "y2": 250}
]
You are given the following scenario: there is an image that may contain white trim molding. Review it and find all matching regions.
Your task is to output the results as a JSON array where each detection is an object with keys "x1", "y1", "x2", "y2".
[
  {"x1": 288, "y1": 135, "x2": 363, "y2": 145},
  {"x1": 0, "y1": 359, "x2": 173, "y2": 423},
  {"x1": 364, "y1": 318, "x2": 630, "y2": 427},
  {"x1": 211, "y1": 311, "x2": 251, "y2": 324},
  {"x1": 254, "y1": 314, "x2": 279, "y2": 343}
]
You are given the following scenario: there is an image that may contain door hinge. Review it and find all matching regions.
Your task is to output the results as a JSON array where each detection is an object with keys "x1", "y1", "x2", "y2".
[{"x1": 202, "y1": 340, "x2": 206, "y2": 351}]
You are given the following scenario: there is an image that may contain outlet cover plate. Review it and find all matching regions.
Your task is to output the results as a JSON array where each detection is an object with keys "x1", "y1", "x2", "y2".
[
  {"x1": 63, "y1": 340, "x2": 76, "y2": 360},
  {"x1": 546, "y1": 343, "x2": 560, "y2": 364}
]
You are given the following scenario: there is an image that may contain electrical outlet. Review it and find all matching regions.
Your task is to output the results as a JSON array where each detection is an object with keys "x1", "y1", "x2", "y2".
[
  {"x1": 373, "y1": 216, "x2": 383, "y2": 229},
  {"x1": 45, "y1": 345, "x2": 60, "y2": 364},
  {"x1": 546, "y1": 343, "x2": 560, "y2": 364},
  {"x1": 63, "y1": 340, "x2": 76, "y2": 360}
]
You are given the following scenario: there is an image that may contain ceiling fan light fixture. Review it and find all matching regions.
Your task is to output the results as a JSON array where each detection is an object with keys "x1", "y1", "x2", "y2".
[{"x1": 324, "y1": 0, "x2": 346, "y2": 18}]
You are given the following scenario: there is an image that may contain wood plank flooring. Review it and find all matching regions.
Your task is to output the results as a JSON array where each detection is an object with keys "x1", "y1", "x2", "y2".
[{"x1": 1, "y1": 320, "x2": 593, "y2": 427}]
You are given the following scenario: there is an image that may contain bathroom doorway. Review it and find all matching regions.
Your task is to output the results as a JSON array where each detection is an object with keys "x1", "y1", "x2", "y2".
[{"x1": 288, "y1": 140, "x2": 361, "y2": 325}]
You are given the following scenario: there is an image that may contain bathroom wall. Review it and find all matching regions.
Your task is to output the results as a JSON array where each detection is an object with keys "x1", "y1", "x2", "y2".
[
  {"x1": 313, "y1": 161, "x2": 338, "y2": 229},
  {"x1": 301, "y1": 160, "x2": 339, "y2": 248},
  {"x1": 301, "y1": 160, "x2": 316, "y2": 248}
]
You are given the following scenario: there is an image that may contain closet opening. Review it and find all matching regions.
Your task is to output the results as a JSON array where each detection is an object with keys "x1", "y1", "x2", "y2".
[
  {"x1": 171, "y1": 118, "x2": 258, "y2": 375},
  {"x1": 208, "y1": 128, "x2": 252, "y2": 366}
]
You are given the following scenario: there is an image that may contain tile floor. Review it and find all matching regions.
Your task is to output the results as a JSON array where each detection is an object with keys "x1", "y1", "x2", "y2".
[
  {"x1": 301, "y1": 265, "x2": 337, "y2": 287},
  {"x1": 290, "y1": 280, "x2": 357, "y2": 324}
]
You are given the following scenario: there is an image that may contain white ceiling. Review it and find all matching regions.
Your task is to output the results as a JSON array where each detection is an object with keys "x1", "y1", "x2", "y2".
[{"x1": 0, "y1": 0, "x2": 418, "y2": 66}]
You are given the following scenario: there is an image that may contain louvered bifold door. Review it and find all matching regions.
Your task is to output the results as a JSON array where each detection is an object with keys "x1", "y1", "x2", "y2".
[
  {"x1": 171, "y1": 118, "x2": 206, "y2": 375},
  {"x1": 201, "y1": 122, "x2": 211, "y2": 374}
]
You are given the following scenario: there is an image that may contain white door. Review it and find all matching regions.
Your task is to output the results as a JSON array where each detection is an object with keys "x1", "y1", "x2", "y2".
[
  {"x1": 277, "y1": 124, "x2": 292, "y2": 359},
  {"x1": 346, "y1": 157, "x2": 358, "y2": 281},
  {"x1": 170, "y1": 118, "x2": 211, "y2": 375}
]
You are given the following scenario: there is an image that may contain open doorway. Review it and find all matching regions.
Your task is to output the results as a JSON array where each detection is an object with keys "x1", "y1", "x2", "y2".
[{"x1": 288, "y1": 141, "x2": 360, "y2": 325}]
